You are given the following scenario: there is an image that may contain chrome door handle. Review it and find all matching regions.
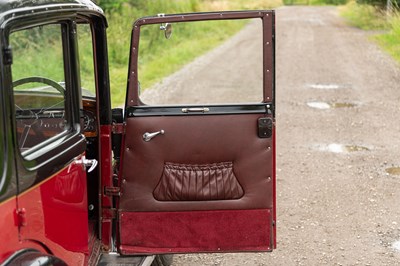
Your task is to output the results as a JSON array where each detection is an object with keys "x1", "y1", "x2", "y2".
[
  {"x1": 76, "y1": 156, "x2": 98, "y2": 173},
  {"x1": 85, "y1": 158, "x2": 98, "y2": 173},
  {"x1": 69, "y1": 156, "x2": 98, "y2": 173},
  {"x1": 182, "y1": 107, "x2": 210, "y2": 113},
  {"x1": 143, "y1": 130, "x2": 165, "y2": 142}
]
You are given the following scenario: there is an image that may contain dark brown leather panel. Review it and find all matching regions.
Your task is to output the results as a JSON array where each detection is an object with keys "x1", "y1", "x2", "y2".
[
  {"x1": 153, "y1": 162, "x2": 244, "y2": 201},
  {"x1": 120, "y1": 114, "x2": 274, "y2": 212}
]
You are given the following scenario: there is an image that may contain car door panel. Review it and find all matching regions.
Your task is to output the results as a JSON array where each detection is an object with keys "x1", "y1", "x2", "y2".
[
  {"x1": 120, "y1": 112, "x2": 273, "y2": 212},
  {"x1": 119, "y1": 110, "x2": 274, "y2": 254},
  {"x1": 118, "y1": 10, "x2": 275, "y2": 254}
]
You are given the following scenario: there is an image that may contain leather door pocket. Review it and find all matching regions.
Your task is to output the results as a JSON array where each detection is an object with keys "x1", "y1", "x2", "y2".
[{"x1": 153, "y1": 162, "x2": 244, "y2": 201}]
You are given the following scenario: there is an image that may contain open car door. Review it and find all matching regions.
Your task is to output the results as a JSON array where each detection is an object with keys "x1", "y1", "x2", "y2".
[{"x1": 118, "y1": 11, "x2": 276, "y2": 254}]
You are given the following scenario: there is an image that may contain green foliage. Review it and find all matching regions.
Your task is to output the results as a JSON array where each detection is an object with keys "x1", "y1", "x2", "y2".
[
  {"x1": 9, "y1": 0, "x2": 282, "y2": 108},
  {"x1": 340, "y1": 1, "x2": 400, "y2": 64},
  {"x1": 94, "y1": 0, "x2": 283, "y2": 106},
  {"x1": 103, "y1": 1, "x2": 204, "y2": 106},
  {"x1": 283, "y1": 0, "x2": 347, "y2": 6},
  {"x1": 375, "y1": 13, "x2": 400, "y2": 62},
  {"x1": 11, "y1": 24, "x2": 65, "y2": 83},
  {"x1": 283, "y1": 0, "x2": 398, "y2": 5},
  {"x1": 94, "y1": 0, "x2": 124, "y2": 12},
  {"x1": 138, "y1": 19, "x2": 247, "y2": 90},
  {"x1": 356, "y1": 0, "x2": 400, "y2": 8},
  {"x1": 340, "y1": 0, "x2": 388, "y2": 29},
  {"x1": 77, "y1": 24, "x2": 96, "y2": 93}
]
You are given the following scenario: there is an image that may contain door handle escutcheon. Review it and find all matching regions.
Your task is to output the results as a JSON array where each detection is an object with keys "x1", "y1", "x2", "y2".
[{"x1": 143, "y1": 130, "x2": 165, "y2": 142}]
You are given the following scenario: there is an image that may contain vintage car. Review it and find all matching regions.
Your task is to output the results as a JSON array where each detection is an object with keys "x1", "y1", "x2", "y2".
[{"x1": 0, "y1": 0, "x2": 276, "y2": 265}]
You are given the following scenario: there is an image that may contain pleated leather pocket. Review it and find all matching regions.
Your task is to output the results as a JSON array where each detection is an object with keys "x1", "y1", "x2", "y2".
[{"x1": 153, "y1": 162, "x2": 244, "y2": 201}]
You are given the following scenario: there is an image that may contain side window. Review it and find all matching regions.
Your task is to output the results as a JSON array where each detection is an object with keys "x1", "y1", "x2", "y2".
[
  {"x1": 137, "y1": 18, "x2": 263, "y2": 105},
  {"x1": 77, "y1": 23, "x2": 96, "y2": 96},
  {"x1": 11, "y1": 24, "x2": 67, "y2": 154},
  {"x1": 77, "y1": 23, "x2": 98, "y2": 139}
]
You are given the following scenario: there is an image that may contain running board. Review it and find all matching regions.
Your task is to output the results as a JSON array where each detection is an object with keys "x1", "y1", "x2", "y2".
[{"x1": 97, "y1": 253, "x2": 155, "y2": 266}]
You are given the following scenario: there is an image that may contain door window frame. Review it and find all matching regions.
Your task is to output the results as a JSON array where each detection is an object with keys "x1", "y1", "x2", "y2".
[
  {"x1": 126, "y1": 11, "x2": 275, "y2": 110},
  {"x1": 1, "y1": 13, "x2": 86, "y2": 190},
  {"x1": 0, "y1": 91, "x2": 13, "y2": 202}
]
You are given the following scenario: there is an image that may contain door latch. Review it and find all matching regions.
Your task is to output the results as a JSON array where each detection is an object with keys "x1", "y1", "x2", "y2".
[{"x1": 143, "y1": 130, "x2": 165, "y2": 142}]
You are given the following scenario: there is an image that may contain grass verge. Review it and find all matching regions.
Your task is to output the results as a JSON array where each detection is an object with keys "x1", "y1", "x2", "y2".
[
  {"x1": 339, "y1": 1, "x2": 388, "y2": 30},
  {"x1": 374, "y1": 13, "x2": 400, "y2": 62},
  {"x1": 282, "y1": 0, "x2": 347, "y2": 6},
  {"x1": 339, "y1": 1, "x2": 400, "y2": 64}
]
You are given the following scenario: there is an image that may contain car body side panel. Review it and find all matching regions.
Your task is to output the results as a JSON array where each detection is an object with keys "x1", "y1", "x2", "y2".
[
  {"x1": 0, "y1": 196, "x2": 20, "y2": 262},
  {"x1": 0, "y1": 163, "x2": 89, "y2": 265},
  {"x1": 17, "y1": 162, "x2": 88, "y2": 265}
]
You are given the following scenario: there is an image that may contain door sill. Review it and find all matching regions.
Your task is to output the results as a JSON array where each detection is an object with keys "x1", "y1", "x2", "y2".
[{"x1": 97, "y1": 253, "x2": 155, "y2": 266}]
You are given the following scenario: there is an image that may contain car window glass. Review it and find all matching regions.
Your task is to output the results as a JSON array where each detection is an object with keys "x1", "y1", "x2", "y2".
[
  {"x1": 77, "y1": 23, "x2": 96, "y2": 97},
  {"x1": 138, "y1": 18, "x2": 263, "y2": 105},
  {"x1": 11, "y1": 24, "x2": 67, "y2": 154}
]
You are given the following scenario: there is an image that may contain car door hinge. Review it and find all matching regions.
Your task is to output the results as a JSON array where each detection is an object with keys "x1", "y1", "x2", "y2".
[
  {"x1": 112, "y1": 123, "x2": 125, "y2": 134},
  {"x1": 104, "y1": 186, "x2": 121, "y2": 197},
  {"x1": 102, "y1": 208, "x2": 117, "y2": 219},
  {"x1": 14, "y1": 208, "x2": 27, "y2": 227}
]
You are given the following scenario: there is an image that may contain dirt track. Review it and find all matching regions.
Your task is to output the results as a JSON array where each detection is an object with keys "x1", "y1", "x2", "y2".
[{"x1": 142, "y1": 6, "x2": 400, "y2": 265}]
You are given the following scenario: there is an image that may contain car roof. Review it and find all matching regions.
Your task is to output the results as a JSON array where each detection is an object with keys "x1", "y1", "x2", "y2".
[{"x1": 0, "y1": 0, "x2": 103, "y2": 21}]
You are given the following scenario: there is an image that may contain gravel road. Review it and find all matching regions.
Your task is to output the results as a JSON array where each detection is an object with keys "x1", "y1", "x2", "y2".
[{"x1": 143, "y1": 6, "x2": 400, "y2": 265}]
